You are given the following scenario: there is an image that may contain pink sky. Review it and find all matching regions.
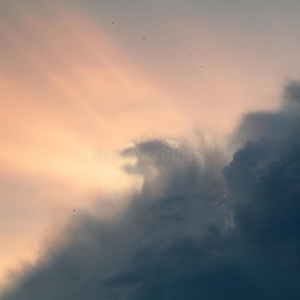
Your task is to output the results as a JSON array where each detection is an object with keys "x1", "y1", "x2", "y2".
[{"x1": 1, "y1": 0, "x2": 300, "y2": 288}]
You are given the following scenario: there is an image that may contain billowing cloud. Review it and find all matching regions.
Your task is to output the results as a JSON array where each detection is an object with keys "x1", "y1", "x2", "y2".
[{"x1": 1, "y1": 82, "x2": 300, "y2": 299}]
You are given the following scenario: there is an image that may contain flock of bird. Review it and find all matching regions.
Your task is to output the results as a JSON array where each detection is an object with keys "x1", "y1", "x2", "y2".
[{"x1": 111, "y1": 21, "x2": 204, "y2": 68}]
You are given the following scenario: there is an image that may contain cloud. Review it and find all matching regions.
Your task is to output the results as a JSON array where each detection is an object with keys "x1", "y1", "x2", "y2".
[
  {"x1": 225, "y1": 82, "x2": 300, "y2": 250},
  {"x1": 2, "y1": 82, "x2": 300, "y2": 299}
]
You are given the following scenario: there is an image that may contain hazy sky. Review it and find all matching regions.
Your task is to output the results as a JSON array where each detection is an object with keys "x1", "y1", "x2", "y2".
[{"x1": 1, "y1": 0, "x2": 300, "y2": 293}]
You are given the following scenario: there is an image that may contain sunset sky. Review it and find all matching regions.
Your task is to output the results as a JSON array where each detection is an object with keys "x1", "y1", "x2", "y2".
[{"x1": 1, "y1": 0, "x2": 300, "y2": 298}]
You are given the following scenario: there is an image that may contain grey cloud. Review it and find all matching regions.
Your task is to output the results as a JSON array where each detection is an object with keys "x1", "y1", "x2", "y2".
[{"x1": 2, "y1": 83, "x2": 300, "y2": 299}]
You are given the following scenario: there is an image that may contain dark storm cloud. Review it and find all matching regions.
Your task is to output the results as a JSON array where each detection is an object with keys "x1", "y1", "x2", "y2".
[
  {"x1": 224, "y1": 82, "x2": 300, "y2": 253},
  {"x1": 2, "y1": 83, "x2": 300, "y2": 299}
]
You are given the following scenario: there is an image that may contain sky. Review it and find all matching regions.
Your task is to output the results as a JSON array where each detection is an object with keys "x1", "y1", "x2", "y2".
[{"x1": 1, "y1": 0, "x2": 300, "y2": 298}]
